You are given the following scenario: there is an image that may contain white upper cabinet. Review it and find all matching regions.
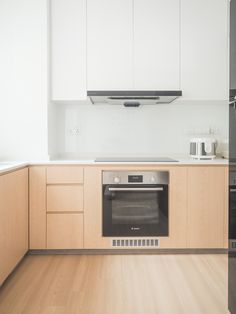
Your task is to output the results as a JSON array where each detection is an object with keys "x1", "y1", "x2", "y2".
[
  {"x1": 87, "y1": 0, "x2": 180, "y2": 91},
  {"x1": 50, "y1": 0, "x2": 228, "y2": 100},
  {"x1": 133, "y1": 0, "x2": 180, "y2": 90},
  {"x1": 51, "y1": 0, "x2": 86, "y2": 101},
  {"x1": 87, "y1": 0, "x2": 133, "y2": 91},
  {"x1": 181, "y1": 0, "x2": 229, "y2": 100}
]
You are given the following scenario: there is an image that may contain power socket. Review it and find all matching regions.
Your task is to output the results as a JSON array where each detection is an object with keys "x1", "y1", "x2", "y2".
[{"x1": 68, "y1": 128, "x2": 80, "y2": 135}]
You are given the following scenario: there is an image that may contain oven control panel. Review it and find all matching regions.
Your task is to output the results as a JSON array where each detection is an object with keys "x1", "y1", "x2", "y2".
[
  {"x1": 230, "y1": 171, "x2": 236, "y2": 186},
  {"x1": 103, "y1": 171, "x2": 169, "y2": 185},
  {"x1": 113, "y1": 176, "x2": 121, "y2": 183},
  {"x1": 128, "y1": 175, "x2": 143, "y2": 183}
]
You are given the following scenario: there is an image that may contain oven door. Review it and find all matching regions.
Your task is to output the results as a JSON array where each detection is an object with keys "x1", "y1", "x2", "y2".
[
  {"x1": 229, "y1": 186, "x2": 236, "y2": 241},
  {"x1": 229, "y1": 186, "x2": 236, "y2": 314},
  {"x1": 102, "y1": 184, "x2": 168, "y2": 237}
]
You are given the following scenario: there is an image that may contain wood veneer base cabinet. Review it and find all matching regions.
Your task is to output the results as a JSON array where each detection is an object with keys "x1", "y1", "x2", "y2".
[
  {"x1": 29, "y1": 166, "x2": 84, "y2": 249},
  {"x1": 0, "y1": 168, "x2": 28, "y2": 285},
  {"x1": 29, "y1": 165, "x2": 228, "y2": 251},
  {"x1": 187, "y1": 166, "x2": 228, "y2": 248},
  {"x1": 47, "y1": 213, "x2": 83, "y2": 249},
  {"x1": 47, "y1": 166, "x2": 83, "y2": 184},
  {"x1": 29, "y1": 167, "x2": 47, "y2": 249},
  {"x1": 47, "y1": 185, "x2": 83, "y2": 212}
]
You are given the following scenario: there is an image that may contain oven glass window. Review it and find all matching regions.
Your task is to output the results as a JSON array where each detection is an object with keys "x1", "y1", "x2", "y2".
[
  {"x1": 103, "y1": 184, "x2": 168, "y2": 237},
  {"x1": 111, "y1": 191, "x2": 159, "y2": 225}
]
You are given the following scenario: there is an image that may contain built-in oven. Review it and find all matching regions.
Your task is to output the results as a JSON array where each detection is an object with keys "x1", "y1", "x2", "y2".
[
  {"x1": 229, "y1": 170, "x2": 236, "y2": 312},
  {"x1": 229, "y1": 171, "x2": 236, "y2": 248},
  {"x1": 102, "y1": 171, "x2": 169, "y2": 237}
]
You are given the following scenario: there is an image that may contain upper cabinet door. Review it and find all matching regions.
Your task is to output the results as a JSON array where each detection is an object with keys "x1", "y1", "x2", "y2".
[
  {"x1": 87, "y1": 0, "x2": 133, "y2": 91},
  {"x1": 51, "y1": 0, "x2": 86, "y2": 101},
  {"x1": 133, "y1": 0, "x2": 180, "y2": 90},
  {"x1": 181, "y1": 0, "x2": 229, "y2": 100}
]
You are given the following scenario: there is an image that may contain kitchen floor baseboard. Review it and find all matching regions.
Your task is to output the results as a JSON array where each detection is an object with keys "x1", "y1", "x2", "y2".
[{"x1": 28, "y1": 248, "x2": 228, "y2": 255}]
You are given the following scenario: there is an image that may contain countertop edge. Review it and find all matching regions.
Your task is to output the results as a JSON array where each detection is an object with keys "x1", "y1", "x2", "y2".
[
  {"x1": 0, "y1": 159, "x2": 229, "y2": 174},
  {"x1": 0, "y1": 163, "x2": 29, "y2": 175}
]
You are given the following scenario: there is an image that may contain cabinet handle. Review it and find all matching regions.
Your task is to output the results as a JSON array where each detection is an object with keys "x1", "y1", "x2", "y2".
[{"x1": 230, "y1": 189, "x2": 236, "y2": 192}]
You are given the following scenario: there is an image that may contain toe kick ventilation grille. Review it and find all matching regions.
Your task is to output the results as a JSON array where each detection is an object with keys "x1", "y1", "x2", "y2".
[{"x1": 111, "y1": 239, "x2": 159, "y2": 248}]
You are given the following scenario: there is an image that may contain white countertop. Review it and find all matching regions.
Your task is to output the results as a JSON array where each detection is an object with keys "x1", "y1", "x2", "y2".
[
  {"x1": 0, "y1": 157, "x2": 228, "y2": 175},
  {"x1": 0, "y1": 162, "x2": 28, "y2": 174},
  {"x1": 32, "y1": 154, "x2": 228, "y2": 165},
  {"x1": 45, "y1": 157, "x2": 228, "y2": 165}
]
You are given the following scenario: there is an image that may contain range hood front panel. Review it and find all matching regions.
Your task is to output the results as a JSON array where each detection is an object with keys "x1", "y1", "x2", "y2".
[{"x1": 87, "y1": 91, "x2": 182, "y2": 105}]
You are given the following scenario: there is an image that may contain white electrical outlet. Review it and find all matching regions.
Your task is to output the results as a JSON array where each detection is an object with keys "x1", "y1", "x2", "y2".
[
  {"x1": 210, "y1": 127, "x2": 220, "y2": 135},
  {"x1": 68, "y1": 128, "x2": 80, "y2": 135},
  {"x1": 185, "y1": 127, "x2": 211, "y2": 135},
  {"x1": 186, "y1": 126, "x2": 221, "y2": 136}
]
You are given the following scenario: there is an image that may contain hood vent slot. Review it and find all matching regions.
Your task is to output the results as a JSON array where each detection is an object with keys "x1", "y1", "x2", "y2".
[
  {"x1": 88, "y1": 90, "x2": 182, "y2": 106},
  {"x1": 108, "y1": 96, "x2": 160, "y2": 100}
]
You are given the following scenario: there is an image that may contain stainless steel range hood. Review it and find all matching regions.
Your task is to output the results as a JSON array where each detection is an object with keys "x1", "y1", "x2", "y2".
[{"x1": 87, "y1": 91, "x2": 182, "y2": 106}]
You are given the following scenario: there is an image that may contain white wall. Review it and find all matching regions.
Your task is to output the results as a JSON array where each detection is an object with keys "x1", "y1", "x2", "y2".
[
  {"x1": 0, "y1": 0, "x2": 48, "y2": 161},
  {"x1": 50, "y1": 101, "x2": 228, "y2": 159},
  {"x1": 0, "y1": 0, "x2": 229, "y2": 161}
]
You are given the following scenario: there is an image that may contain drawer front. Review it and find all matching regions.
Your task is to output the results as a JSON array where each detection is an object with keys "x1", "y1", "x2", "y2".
[
  {"x1": 47, "y1": 213, "x2": 83, "y2": 249},
  {"x1": 47, "y1": 185, "x2": 83, "y2": 212},
  {"x1": 47, "y1": 167, "x2": 83, "y2": 184}
]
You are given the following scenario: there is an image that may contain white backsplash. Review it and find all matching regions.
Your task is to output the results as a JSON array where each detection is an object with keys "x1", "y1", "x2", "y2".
[{"x1": 49, "y1": 100, "x2": 228, "y2": 159}]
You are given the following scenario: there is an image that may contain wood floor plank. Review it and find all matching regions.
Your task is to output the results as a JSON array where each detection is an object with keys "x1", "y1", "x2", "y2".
[{"x1": 0, "y1": 254, "x2": 228, "y2": 314}]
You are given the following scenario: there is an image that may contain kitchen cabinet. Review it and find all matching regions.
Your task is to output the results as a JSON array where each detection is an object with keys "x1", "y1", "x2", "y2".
[
  {"x1": 50, "y1": 0, "x2": 86, "y2": 101},
  {"x1": 87, "y1": 0, "x2": 180, "y2": 91},
  {"x1": 87, "y1": 0, "x2": 133, "y2": 90},
  {"x1": 133, "y1": 0, "x2": 180, "y2": 90},
  {"x1": 50, "y1": 0, "x2": 228, "y2": 100},
  {"x1": 29, "y1": 167, "x2": 47, "y2": 249},
  {"x1": 181, "y1": 0, "x2": 229, "y2": 100},
  {"x1": 47, "y1": 213, "x2": 83, "y2": 249},
  {"x1": 84, "y1": 165, "x2": 227, "y2": 249},
  {"x1": 47, "y1": 166, "x2": 83, "y2": 184},
  {"x1": 187, "y1": 166, "x2": 228, "y2": 248},
  {"x1": 0, "y1": 168, "x2": 28, "y2": 285},
  {"x1": 29, "y1": 166, "x2": 84, "y2": 249},
  {"x1": 29, "y1": 165, "x2": 227, "y2": 251},
  {"x1": 46, "y1": 166, "x2": 84, "y2": 213},
  {"x1": 47, "y1": 185, "x2": 83, "y2": 212}
]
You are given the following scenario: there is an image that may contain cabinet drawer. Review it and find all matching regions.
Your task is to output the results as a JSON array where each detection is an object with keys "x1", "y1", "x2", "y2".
[
  {"x1": 47, "y1": 213, "x2": 83, "y2": 249},
  {"x1": 47, "y1": 167, "x2": 83, "y2": 184},
  {"x1": 47, "y1": 185, "x2": 83, "y2": 212}
]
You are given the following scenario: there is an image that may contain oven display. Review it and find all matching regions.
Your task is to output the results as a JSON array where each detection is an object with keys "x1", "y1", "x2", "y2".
[{"x1": 128, "y1": 175, "x2": 143, "y2": 183}]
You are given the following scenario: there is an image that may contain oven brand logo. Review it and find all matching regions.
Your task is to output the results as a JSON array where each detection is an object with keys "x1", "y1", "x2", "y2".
[{"x1": 131, "y1": 227, "x2": 140, "y2": 231}]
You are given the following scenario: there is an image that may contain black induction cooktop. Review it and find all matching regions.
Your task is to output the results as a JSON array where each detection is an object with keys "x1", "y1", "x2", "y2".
[{"x1": 95, "y1": 157, "x2": 178, "y2": 162}]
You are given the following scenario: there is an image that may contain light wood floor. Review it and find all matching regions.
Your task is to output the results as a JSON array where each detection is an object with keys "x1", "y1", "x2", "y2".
[{"x1": 0, "y1": 254, "x2": 228, "y2": 314}]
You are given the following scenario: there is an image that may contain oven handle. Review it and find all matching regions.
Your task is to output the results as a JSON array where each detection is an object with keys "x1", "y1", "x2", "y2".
[
  {"x1": 230, "y1": 189, "x2": 236, "y2": 192},
  {"x1": 108, "y1": 187, "x2": 164, "y2": 192}
]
